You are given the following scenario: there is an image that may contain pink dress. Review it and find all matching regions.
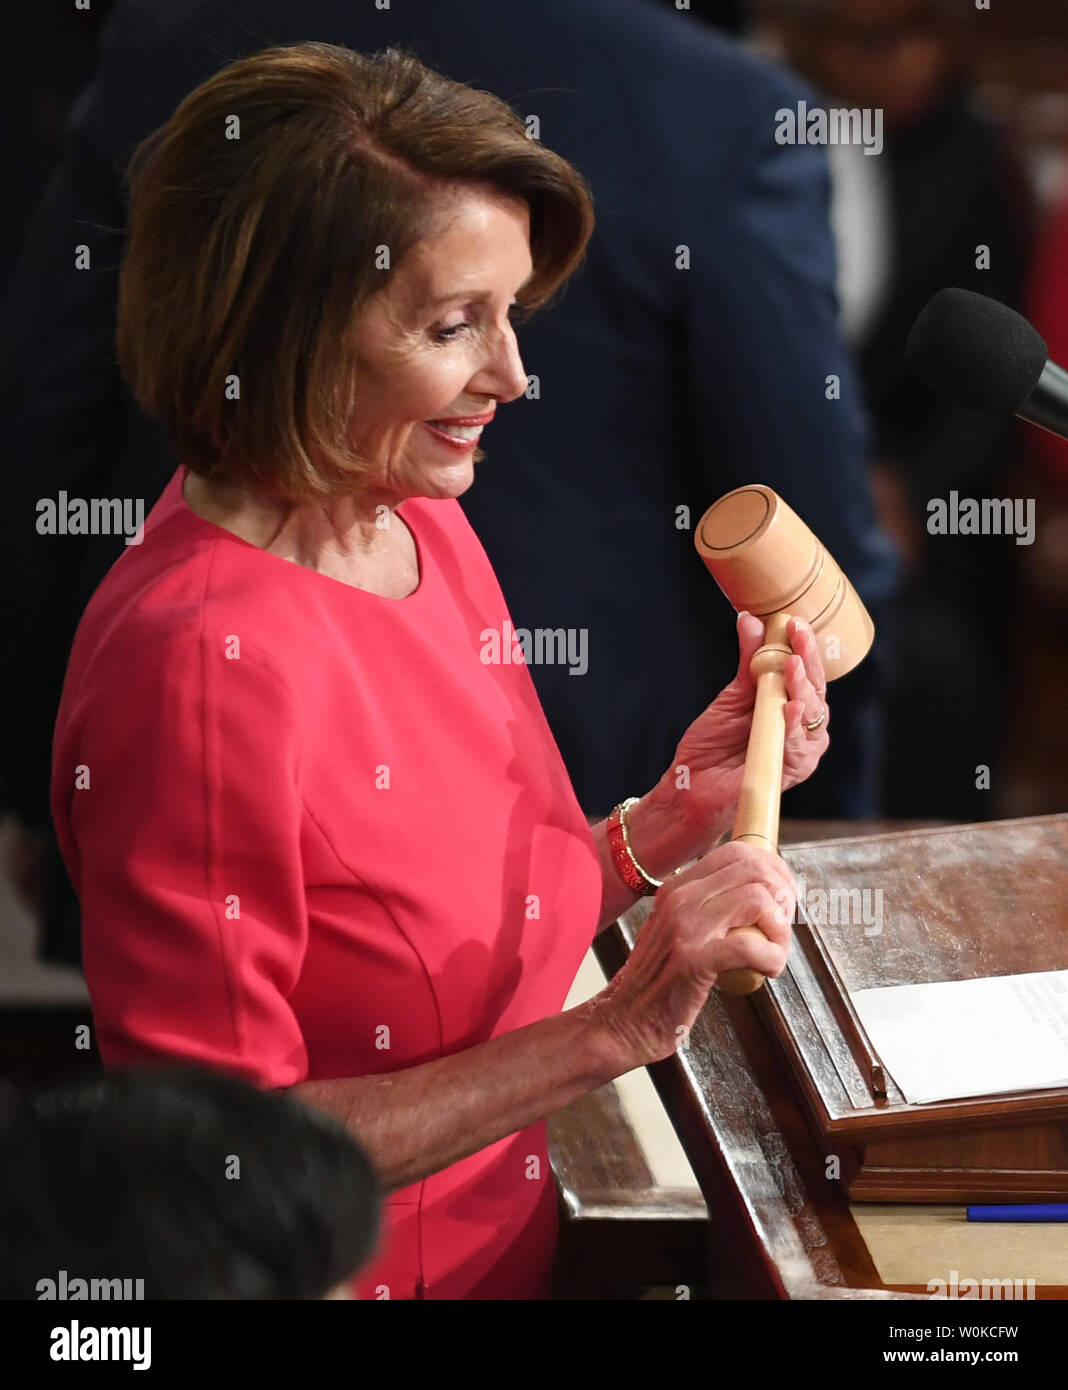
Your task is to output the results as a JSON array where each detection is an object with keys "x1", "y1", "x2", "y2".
[{"x1": 50, "y1": 465, "x2": 603, "y2": 1300}]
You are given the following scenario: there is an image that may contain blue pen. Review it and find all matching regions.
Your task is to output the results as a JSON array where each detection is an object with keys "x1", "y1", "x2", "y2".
[{"x1": 967, "y1": 1204, "x2": 1068, "y2": 1222}]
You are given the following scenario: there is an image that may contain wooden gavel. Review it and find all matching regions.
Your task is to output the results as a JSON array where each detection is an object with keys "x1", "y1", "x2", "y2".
[{"x1": 694, "y1": 485, "x2": 875, "y2": 996}]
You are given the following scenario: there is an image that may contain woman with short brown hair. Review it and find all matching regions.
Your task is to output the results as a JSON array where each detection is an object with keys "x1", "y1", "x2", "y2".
[
  {"x1": 52, "y1": 41, "x2": 830, "y2": 1299},
  {"x1": 116, "y1": 41, "x2": 590, "y2": 502}
]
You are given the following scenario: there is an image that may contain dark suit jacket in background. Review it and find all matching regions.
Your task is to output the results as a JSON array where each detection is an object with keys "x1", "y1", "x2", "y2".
[
  {"x1": 854, "y1": 87, "x2": 1032, "y2": 820},
  {"x1": 0, "y1": 0, "x2": 897, "y2": 964}
]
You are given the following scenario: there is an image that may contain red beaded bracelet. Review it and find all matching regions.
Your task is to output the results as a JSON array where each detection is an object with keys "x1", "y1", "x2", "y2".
[{"x1": 607, "y1": 797, "x2": 664, "y2": 896}]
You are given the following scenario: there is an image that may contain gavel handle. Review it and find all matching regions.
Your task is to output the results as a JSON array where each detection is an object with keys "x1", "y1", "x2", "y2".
[{"x1": 716, "y1": 612, "x2": 793, "y2": 997}]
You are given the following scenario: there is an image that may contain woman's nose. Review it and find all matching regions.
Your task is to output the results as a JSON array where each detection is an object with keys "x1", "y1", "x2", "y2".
[{"x1": 476, "y1": 325, "x2": 528, "y2": 404}]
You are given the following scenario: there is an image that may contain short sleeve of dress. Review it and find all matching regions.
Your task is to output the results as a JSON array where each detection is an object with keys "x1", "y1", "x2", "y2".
[{"x1": 53, "y1": 621, "x2": 310, "y2": 1087}]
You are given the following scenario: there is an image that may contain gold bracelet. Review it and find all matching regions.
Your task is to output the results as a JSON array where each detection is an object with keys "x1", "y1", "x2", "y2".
[{"x1": 607, "y1": 797, "x2": 664, "y2": 896}]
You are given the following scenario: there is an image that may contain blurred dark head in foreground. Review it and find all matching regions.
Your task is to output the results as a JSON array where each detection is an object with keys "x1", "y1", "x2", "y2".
[{"x1": 0, "y1": 1067, "x2": 381, "y2": 1299}]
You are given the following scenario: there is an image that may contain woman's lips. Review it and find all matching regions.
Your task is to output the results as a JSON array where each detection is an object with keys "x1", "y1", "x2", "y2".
[{"x1": 422, "y1": 420, "x2": 484, "y2": 451}]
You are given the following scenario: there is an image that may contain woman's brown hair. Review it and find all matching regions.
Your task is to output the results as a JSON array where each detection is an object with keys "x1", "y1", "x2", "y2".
[{"x1": 117, "y1": 41, "x2": 594, "y2": 501}]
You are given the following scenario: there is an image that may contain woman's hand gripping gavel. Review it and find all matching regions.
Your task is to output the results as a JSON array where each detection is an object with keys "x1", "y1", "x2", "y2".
[{"x1": 589, "y1": 839, "x2": 796, "y2": 1066}]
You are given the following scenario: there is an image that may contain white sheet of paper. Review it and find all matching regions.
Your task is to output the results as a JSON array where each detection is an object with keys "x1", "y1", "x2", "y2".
[{"x1": 851, "y1": 970, "x2": 1068, "y2": 1104}]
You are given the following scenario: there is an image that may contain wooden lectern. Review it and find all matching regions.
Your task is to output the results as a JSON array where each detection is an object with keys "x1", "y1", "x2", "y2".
[
  {"x1": 593, "y1": 813, "x2": 1068, "y2": 1298},
  {"x1": 754, "y1": 814, "x2": 1068, "y2": 1203}
]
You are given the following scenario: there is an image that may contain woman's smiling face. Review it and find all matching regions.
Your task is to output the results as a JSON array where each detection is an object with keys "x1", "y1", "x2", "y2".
[{"x1": 346, "y1": 185, "x2": 533, "y2": 504}]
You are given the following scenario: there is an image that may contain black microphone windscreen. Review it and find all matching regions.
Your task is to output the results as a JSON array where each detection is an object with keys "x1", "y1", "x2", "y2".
[{"x1": 904, "y1": 288, "x2": 1049, "y2": 415}]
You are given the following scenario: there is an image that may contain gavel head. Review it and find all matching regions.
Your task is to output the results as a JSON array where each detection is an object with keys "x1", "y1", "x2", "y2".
[{"x1": 694, "y1": 485, "x2": 874, "y2": 681}]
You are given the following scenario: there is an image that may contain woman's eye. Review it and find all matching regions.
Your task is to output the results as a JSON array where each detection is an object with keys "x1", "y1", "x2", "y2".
[
  {"x1": 432, "y1": 305, "x2": 526, "y2": 344},
  {"x1": 433, "y1": 320, "x2": 470, "y2": 343}
]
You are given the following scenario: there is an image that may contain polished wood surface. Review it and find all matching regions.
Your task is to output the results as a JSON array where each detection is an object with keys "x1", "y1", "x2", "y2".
[
  {"x1": 764, "y1": 815, "x2": 1068, "y2": 1201},
  {"x1": 591, "y1": 816, "x2": 1068, "y2": 1299},
  {"x1": 597, "y1": 903, "x2": 914, "y2": 1298},
  {"x1": 548, "y1": 1082, "x2": 706, "y2": 1298}
]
